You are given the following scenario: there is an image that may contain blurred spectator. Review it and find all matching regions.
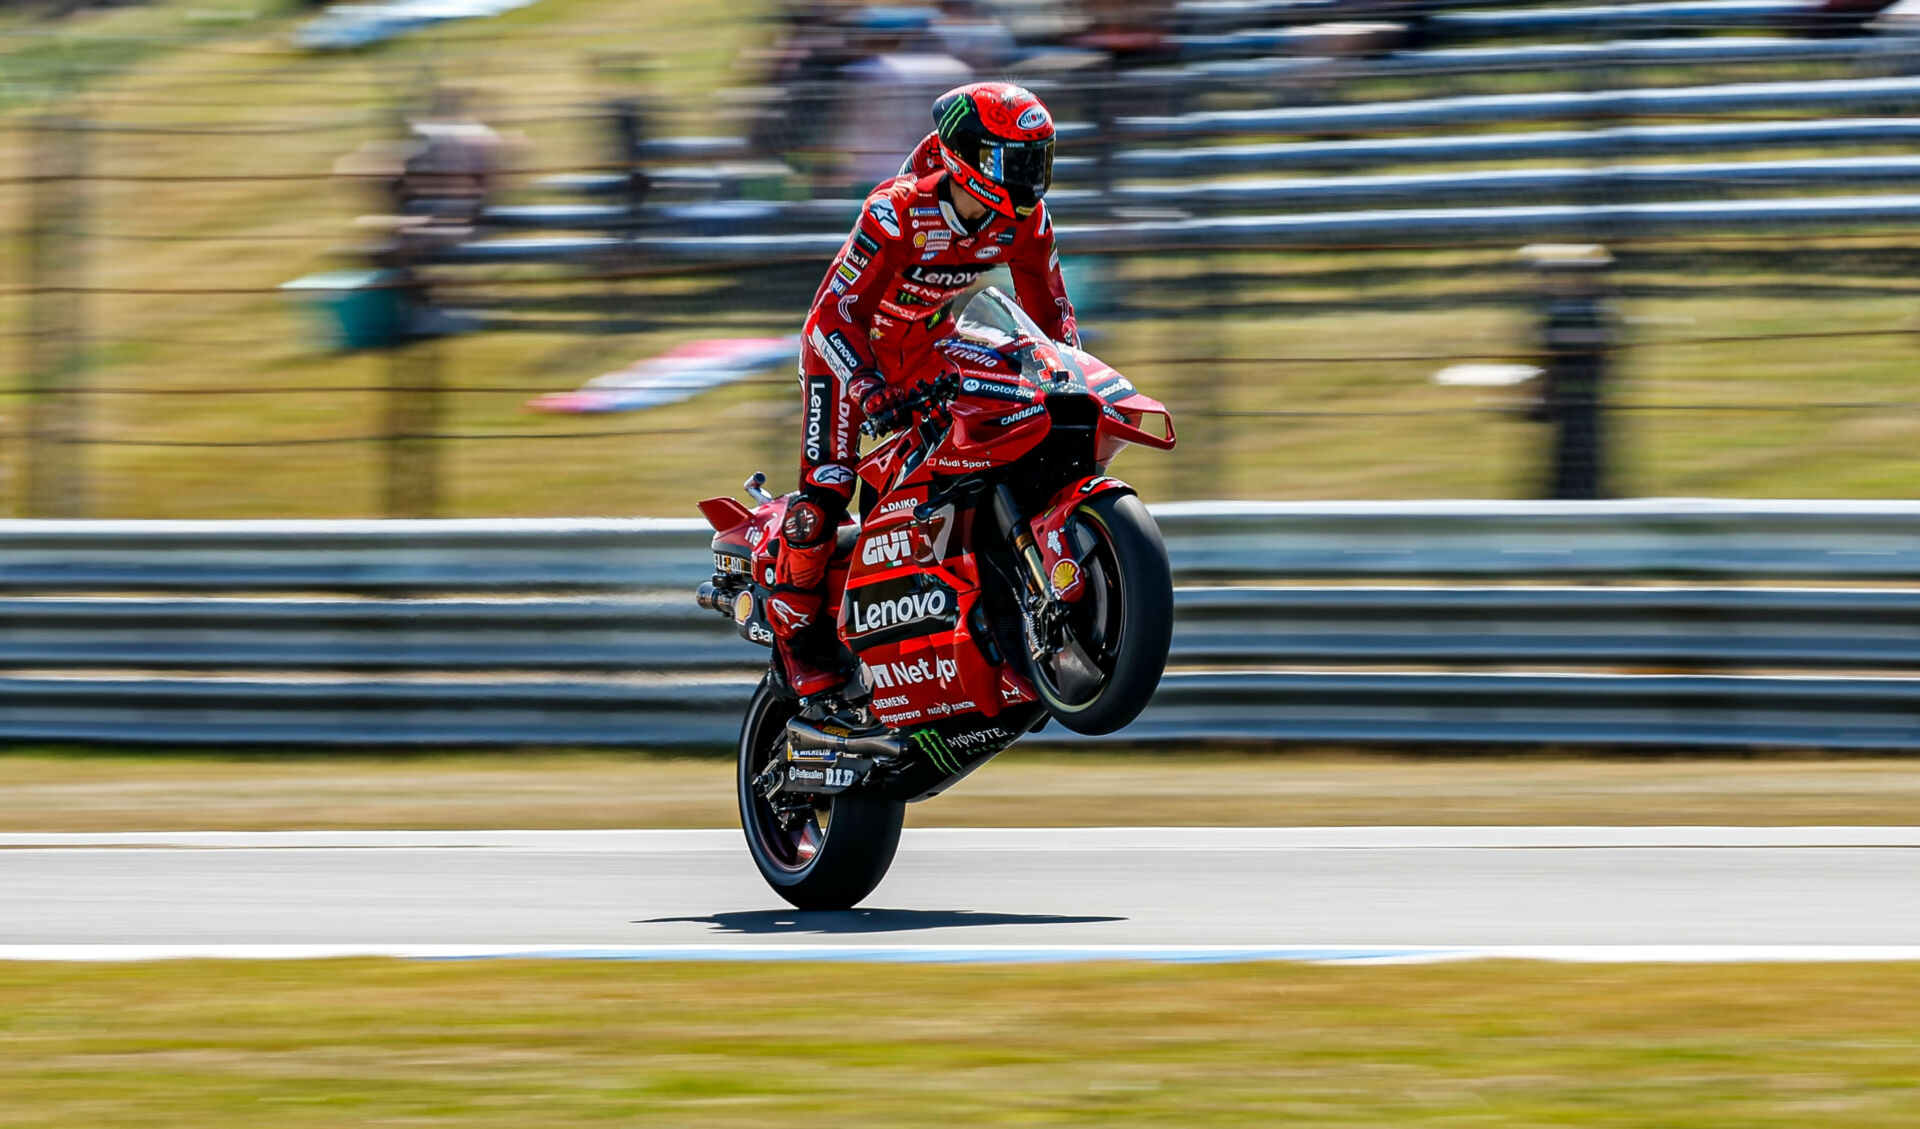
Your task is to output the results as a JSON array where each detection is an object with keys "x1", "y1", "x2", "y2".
[
  {"x1": 832, "y1": 11, "x2": 972, "y2": 190},
  {"x1": 930, "y1": 0, "x2": 1019, "y2": 71}
]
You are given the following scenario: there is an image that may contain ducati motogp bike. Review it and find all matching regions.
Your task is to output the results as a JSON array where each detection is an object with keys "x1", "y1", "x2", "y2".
[{"x1": 695, "y1": 287, "x2": 1177, "y2": 909}]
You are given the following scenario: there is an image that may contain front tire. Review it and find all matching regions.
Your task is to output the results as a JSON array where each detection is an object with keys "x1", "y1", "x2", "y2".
[
  {"x1": 736, "y1": 675, "x2": 905, "y2": 910},
  {"x1": 1030, "y1": 492, "x2": 1174, "y2": 736}
]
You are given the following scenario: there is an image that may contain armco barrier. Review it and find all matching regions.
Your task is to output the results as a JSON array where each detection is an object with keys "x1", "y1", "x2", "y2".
[{"x1": 2, "y1": 501, "x2": 1920, "y2": 750}]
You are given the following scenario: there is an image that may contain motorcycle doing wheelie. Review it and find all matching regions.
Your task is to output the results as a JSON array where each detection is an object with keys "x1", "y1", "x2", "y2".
[{"x1": 695, "y1": 287, "x2": 1178, "y2": 909}]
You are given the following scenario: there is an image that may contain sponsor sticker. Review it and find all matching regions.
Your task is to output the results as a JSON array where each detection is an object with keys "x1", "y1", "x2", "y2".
[
  {"x1": 961, "y1": 375, "x2": 1035, "y2": 402},
  {"x1": 822, "y1": 330, "x2": 862, "y2": 377},
  {"x1": 844, "y1": 576, "x2": 958, "y2": 642},
  {"x1": 974, "y1": 246, "x2": 1002, "y2": 260},
  {"x1": 864, "y1": 654, "x2": 959, "y2": 689},
  {"x1": 877, "y1": 495, "x2": 923, "y2": 516},
  {"x1": 867, "y1": 198, "x2": 900, "y2": 238},
  {"x1": 854, "y1": 230, "x2": 880, "y2": 255},
  {"x1": 803, "y1": 374, "x2": 830, "y2": 460},
  {"x1": 910, "y1": 207, "x2": 942, "y2": 217},
  {"x1": 859, "y1": 527, "x2": 914, "y2": 567},
  {"x1": 810, "y1": 464, "x2": 854, "y2": 486},
  {"x1": 996, "y1": 402, "x2": 1046, "y2": 427},
  {"x1": 1016, "y1": 106, "x2": 1048, "y2": 131}
]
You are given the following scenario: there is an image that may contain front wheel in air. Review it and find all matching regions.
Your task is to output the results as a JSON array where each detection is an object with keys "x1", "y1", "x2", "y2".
[
  {"x1": 736, "y1": 675, "x2": 905, "y2": 910},
  {"x1": 1028, "y1": 492, "x2": 1174, "y2": 736}
]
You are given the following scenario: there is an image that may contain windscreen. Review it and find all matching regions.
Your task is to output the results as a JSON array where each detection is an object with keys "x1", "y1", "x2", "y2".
[{"x1": 959, "y1": 286, "x2": 1050, "y2": 344}]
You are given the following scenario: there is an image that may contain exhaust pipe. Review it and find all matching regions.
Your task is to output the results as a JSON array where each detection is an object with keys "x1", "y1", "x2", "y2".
[
  {"x1": 695, "y1": 581, "x2": 734, "y2": 616},
  {"x1": 785, "y1": 716, "x2": 902, "y2": 760}
]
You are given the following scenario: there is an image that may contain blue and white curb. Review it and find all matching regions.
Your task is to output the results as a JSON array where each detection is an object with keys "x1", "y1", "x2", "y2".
[{"x1": 6, "y1": 944, "x2": 1920, "y2": 964}]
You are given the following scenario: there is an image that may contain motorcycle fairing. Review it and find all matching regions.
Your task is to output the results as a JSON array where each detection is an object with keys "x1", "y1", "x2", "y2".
[
  {"x1": 1029, "y1": 475, "x2": 1138, "y2": 604},
  {"x1": 844, "y1": 490, "x2": 1020, "y2": 729},
  {"x1": 878, "y1": 702, "x2": 1045, "y2": 802}
]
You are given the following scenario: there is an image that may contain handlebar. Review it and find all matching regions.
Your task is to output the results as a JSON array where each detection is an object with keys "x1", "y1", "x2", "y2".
[{"x1": 859, "y1": 371, "x2": 963, "y2": 438}]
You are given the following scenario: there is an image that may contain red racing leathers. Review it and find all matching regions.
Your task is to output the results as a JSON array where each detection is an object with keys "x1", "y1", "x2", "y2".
[{"x1": 770, "y1": 131, "x2": 1077, "y2": 697}]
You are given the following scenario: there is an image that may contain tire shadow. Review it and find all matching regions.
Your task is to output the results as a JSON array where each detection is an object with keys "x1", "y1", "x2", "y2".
[{"x1": 639, "y1": 909, "x2": 1126, "y2": 935}]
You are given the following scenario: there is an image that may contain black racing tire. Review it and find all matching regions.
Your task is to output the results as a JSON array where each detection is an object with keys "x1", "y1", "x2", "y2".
[
  {"x1": 736, "y1": 675, "x2": 905, "y2": 910},
  {"x1": 1030, "y1": 492, "x2": 1174, "y2": 736}
]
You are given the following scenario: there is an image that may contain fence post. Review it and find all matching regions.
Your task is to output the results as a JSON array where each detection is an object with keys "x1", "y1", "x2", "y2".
[
  {"x1": 383, "y1": 318, "x2": 442, "y2": 517},
  {"x1": 1523, "y1": 243, "x2": 1615, "y2": 500},
  {"x1": 23, "y1": 116, "x2": 87, "y2": 518}
]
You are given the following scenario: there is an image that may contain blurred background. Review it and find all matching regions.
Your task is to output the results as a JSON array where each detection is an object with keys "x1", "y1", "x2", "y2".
[{"x1": 6, "y1": 0, "x2": 1920, "y2": 519}]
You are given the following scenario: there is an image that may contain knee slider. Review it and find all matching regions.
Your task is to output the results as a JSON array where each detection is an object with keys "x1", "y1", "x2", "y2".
[{"x1": 781, "y1": 490, "x2": 844, "y2": 549}]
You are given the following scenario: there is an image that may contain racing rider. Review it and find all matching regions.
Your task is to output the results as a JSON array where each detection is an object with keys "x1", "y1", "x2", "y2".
[{"x1": 770, "y1": 81, "x2": 1078, "y2": 700}]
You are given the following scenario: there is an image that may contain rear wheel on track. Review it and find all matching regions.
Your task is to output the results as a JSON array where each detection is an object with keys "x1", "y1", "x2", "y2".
[{"x1": 737, "y1": 675, "x2": 905, "y2": 910}]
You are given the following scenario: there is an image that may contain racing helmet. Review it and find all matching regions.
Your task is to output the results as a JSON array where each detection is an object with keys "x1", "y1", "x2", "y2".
[{"x1": 932, "y1": 82, "x2": 1055, "y2": 220}]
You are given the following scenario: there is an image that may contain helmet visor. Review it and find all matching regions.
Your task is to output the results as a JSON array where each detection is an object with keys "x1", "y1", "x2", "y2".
[{"x1": 979, "y1": 138, "x2": 1053, "y2": 205}]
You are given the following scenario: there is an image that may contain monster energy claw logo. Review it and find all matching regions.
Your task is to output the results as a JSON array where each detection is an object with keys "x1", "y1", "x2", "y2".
[
  {"x1": 939, "y1": 96, "x2": 969, "y2": 135},
  {"x1": 909, "y1": 729, "x2": 963, "y2": 774}
]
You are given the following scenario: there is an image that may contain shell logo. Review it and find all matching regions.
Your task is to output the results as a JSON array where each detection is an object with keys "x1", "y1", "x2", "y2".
[{"x1": 1050, "y1": 559, "x2": 1079, "y2": 591}]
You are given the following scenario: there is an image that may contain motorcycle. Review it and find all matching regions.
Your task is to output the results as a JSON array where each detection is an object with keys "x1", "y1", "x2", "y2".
[{"x1": 695, "y1": 287, "x2": 1178, "y2": 909}]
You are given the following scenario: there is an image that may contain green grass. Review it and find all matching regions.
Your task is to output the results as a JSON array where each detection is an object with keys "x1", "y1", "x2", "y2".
[{"x1": 3, "y1": 960, "x2": 1920, "y2": 1126}]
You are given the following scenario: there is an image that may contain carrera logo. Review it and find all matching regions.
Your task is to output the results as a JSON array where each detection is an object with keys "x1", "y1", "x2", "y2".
[
  {"x1": 846, "y1": 577, "x2": 957, "y2": 640},
  {"x1": 997, "y1": 402, "x2": 1045, "y2": 427},
  {"x1": 865, "y1": 654, "x2": 959, "y2": 689},
  {"x1": 860, "y1": 528, "x2": 914, "y2": 567}
]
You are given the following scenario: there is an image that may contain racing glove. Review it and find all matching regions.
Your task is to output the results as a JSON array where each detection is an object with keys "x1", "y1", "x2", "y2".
[{"x1": 852, "y1": 373, "x2": 911, "y2": 433}]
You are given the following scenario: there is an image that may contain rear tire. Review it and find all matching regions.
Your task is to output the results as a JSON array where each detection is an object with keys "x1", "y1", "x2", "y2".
[
  {"x1": 736, "y1": 675, "x2": 905, "y2": 910},
  {"x1": 1030, "y1": 492, "x2": 1174, "y2": 736}
]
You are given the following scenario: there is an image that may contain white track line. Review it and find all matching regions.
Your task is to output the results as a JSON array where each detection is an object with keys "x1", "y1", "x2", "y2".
[
  {"x1": 5, "y1": 827, "x2": 1920, "y2": 851},
  {"x1": 5, "y1": 944, "x2": 1920, "y2": 964}
]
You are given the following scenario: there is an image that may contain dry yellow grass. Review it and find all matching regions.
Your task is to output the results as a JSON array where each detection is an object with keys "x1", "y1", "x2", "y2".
[
  {"x1": 7, "y1": 749, "x2": 1920, "y2": 830},
  {"x1": 3, "y1": 959, "x2": 1920, "y2": 1126}
]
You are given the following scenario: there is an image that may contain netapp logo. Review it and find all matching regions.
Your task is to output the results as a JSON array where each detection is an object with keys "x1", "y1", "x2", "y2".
[
  {"x1": 866, "y1": 655, "x2": 959, "y2": 689},
  {"x1": 846, "y1": 577, "x2": 958, "y2": 641}
]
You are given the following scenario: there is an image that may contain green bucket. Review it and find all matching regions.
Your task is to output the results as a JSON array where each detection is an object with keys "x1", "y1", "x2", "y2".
[{"x1": 281, "y1": 269, "x2": 410, "y2": 351}]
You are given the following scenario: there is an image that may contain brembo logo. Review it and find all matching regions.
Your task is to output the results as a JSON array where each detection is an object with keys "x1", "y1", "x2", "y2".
[
  {"x1": 861, "y1": 528, "x2": 914, "y2": 567},
  {"x1": 850, "y1": 586, "x2": 950, "y2": 636},
  {"x1": 866, "y1": 655, "x2": 959, "y2": 689}
]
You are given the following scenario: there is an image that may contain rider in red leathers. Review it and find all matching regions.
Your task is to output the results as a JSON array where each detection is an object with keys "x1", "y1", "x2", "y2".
[{"x1": 769, "y1": 81, "x2": 1078, "y2": 700}]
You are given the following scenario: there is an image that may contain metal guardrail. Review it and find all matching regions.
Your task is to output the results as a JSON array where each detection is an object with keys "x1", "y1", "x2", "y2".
[
  {"x1": 1, "y1": 503, "x2": 1919, "y2": 750},
  {"x1": 9, "y1": 502, "x2": 1920, "y2": 591},
  {"x1": 1122, "y1": 74, "x2": 1920, "y2": 137},
  {"x1": 10, "y1": 585, "x2": 1916, "y2": 672},
  {"x1": 1114, "y1": 117, "x2": 1920, "y2": 175}
]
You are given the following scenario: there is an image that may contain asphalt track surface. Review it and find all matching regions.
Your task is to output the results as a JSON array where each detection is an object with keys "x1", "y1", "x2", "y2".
[{"x1": 4, "y1": 828, "x2": 1920, "y2": 962}]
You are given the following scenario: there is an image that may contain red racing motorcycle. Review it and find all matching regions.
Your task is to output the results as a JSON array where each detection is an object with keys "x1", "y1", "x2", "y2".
[{"x1": 696, "y1": 287, "x2": 1177, "y2": 908}]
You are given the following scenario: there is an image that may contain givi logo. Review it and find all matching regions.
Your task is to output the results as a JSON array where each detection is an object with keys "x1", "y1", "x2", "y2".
[{"x1": 860, "y1": 529, "x2": 914, "y2": 567}]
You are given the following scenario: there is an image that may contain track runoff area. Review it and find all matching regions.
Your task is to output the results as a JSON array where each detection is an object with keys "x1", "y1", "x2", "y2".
[{"x1": 5, "y1": 826, "x2": 1920, "y2": 963}]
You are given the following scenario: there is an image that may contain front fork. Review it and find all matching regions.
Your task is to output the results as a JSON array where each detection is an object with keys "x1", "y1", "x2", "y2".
[{"x1": 992, "y1": 484, "x2": 1067, "y2": 661}]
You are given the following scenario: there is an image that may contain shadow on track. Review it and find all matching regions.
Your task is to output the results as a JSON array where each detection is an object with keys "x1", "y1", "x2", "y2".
[{"x1": 640, "y1": 908, "x2": 1126, "y2": 935}]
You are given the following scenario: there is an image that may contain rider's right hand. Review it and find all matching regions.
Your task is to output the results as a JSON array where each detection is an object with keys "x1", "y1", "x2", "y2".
[{"x1": 855, "y1": 377, "x2": 911, "y2": 433}]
